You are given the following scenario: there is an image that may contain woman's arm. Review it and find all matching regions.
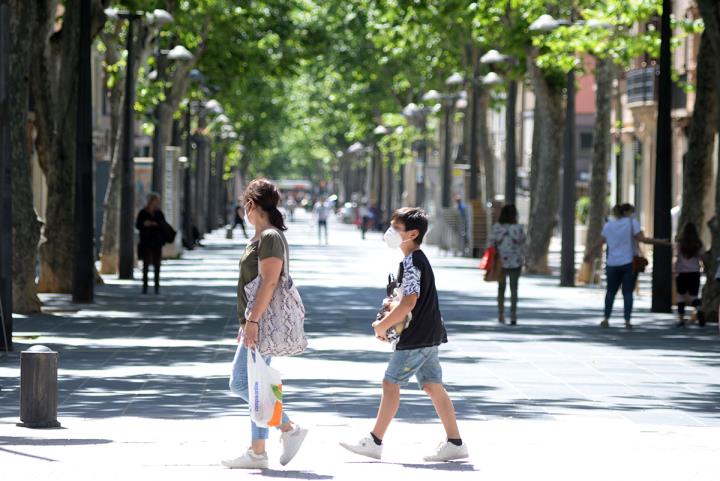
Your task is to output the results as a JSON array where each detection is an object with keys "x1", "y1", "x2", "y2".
[{"x1": 636, "y1": 231, "x2": 671, "y2": 246}]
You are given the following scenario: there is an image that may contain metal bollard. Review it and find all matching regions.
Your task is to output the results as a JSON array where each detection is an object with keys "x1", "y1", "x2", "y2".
[
  {"x1": 19, "y1": 345, "x2": 61, "y2": 428},
  {"x1": 225, "y1": 226, "x2": 233, "y2": 239}
]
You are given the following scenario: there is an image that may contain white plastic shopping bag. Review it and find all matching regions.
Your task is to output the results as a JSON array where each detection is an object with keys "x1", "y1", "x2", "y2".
[{"x1": 247, "y1": 347, "x2": 283, "y2": 428}]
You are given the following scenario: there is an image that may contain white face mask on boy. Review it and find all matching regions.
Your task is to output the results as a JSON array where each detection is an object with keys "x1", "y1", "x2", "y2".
[{"x1": 383, "y1": 226, "x2": 410, "y2": 249}]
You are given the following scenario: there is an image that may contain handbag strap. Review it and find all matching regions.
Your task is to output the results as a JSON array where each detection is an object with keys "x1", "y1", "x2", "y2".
[
  {"x1": 628, "y1": 218, "x2": 638, "y2": 256},
  {"x1": 258, "y1": 228, "x2": 290, "y2": 279}
]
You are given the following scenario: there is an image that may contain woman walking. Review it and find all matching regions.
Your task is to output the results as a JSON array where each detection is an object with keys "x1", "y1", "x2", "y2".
[
  {"x1": 135, "y1": 192, "x2": 168, "y2": 294},
  {"x1": 222, "y1": 179, "x2": 307, "y2": 469},
  {"x1": 674, "y1": 222, "x2": 705, "y2": 327},
  {"x1": 586, "y1": 204, "x2": 668, "y2": 328},
  {"x1": 490, "y1": 204, "x2": 527, "y2": 325}
]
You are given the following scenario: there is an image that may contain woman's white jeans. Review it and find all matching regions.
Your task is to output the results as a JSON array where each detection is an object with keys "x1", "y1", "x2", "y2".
[{"x1": 229, "y1": 342, "x2": 290, "y2": 440}]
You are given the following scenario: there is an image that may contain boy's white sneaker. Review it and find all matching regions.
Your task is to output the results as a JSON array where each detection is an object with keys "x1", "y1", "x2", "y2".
[
  {"x1": 423, "y1": 441, "x2": 469, "y2": 462},
  {"x1": 221, "y1": 449, "x2": 269, "y2": 469},
  {"x1": 280, "y1": 425, "x2": 308, "y2": 466},
  {"x1": 339, "y1": 436, "x2": 383, "y2": 460}
]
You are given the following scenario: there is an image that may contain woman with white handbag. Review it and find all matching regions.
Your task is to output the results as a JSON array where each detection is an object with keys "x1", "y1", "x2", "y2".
[{"x1": 222, "y1": 179, "x2": 308, "y2": 470}]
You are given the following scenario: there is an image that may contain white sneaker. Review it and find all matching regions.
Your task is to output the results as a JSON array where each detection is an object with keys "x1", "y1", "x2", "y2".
[
  {"x1": 221, "y1": 449, "x2": 269, "y2": 469},
  {"x1": 423, "y1": 441, "x2": 469, "y2": 462},
  {"x1": 280, "y1": 425, "x2": 308, "y2": 466},
  {"x1": 339, "y1": 435, "x2": 382, "y2": 460}
]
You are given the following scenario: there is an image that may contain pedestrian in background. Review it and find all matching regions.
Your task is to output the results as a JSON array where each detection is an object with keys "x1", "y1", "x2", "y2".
[
  {"x1": 674, "y1": 222, "x2": 705, "y2": 327},
  {"x1": 359, "y1": 202, "x2": 371, "y2": 239},
  {"x1": 586, "y1": 203, "x2": 669, "y2": 329},
  {"x1": 313, "y1": 196, "x2": 330, "y2": 245},
  {"x1": 135, "y1": 192, "x2": 170, "y2": 295},
  {"x1": 490, "y1": 204, "x2": 526, "y2": 325},
  {"x1": 455, "y1": 196, "x2": 468, "y2": 255},
  {"x1": 223, "y1": 178, "x2": 307, "y2": 469}
]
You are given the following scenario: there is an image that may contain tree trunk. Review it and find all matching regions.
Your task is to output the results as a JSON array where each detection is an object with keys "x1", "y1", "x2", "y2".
[
  {"x1": 678, "y1": 31, "x2": 716, "y2": 233},
  {"x1": 31, "y1": 1, "x2": 109, "y2": 293},
  {"x1": 578, "y1": 57, "x2": 613, "y2": 283},
  {"x1": 99, "y1": 128, "x2": 122, "y2": 274},
  {"x1": 696, "y1": 0, "x2": 720, "y2": 322},
  {"x1": 8, "y1": 0, "x2": 43, "y2": 313},
  {"x1": 526, "y1": 59, "x2": 565, "y2": 274},
  {"x1": 34, "y1": 2, "x2": 82, "y2": 293}
]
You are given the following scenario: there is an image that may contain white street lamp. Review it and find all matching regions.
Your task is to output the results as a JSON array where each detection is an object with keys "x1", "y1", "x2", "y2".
[
  {"x1": 167, "y1": 45, "x2": 193, "y2": 61},
  {"x1": 348, "y1": 142, "x2": 365, "y2": 154},
  {"x1": 445, "y1": 72, "x2": 465, "y2": 87},
  {"x1": 205, "y1": 99, "x2": 223, "y2": 114},
  {"x1": 374, "y1": 125, "x2": 390, "y2": 135},
  {"x1": 149, "y1": 9, "x2": 173, "y2": 26},
  {"x1": 482, "y1": 72, "x2": 503, "y2": 85},
  {"x1": 529, "y1": 14, "x2": 561, "y2": 32},
  {"x1": 422, "y1": 90, "x2": 442, "y2": 102}
]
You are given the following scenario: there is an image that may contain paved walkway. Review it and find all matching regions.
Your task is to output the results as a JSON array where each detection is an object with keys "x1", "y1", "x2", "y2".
[{"x1": 1, "y1": 212, "x2": 719, "y2": 480}]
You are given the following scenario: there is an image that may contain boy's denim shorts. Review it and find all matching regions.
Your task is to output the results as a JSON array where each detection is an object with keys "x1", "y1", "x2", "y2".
[{"x1": 384, "y1": 345, "x2": 443, "y2": 388}]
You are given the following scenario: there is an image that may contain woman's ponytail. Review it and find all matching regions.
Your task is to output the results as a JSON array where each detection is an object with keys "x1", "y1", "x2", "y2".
[{"x1": 267, "y1": 205, "x2": 287, "y2": 231}]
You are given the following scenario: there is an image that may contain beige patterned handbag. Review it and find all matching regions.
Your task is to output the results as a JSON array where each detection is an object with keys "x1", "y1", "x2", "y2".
[{"x1": 244, "y1": 233, "x2": 307, "y2": 356}]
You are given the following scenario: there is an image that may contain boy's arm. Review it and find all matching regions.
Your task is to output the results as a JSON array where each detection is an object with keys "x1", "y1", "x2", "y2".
[{"x1": 373, "y1": 294, "x2": 417, "y2": 340}]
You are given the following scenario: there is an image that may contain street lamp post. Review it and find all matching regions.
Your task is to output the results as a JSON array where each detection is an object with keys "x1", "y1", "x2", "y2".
[
  {"x1": 182, "y1": 103, "x2": 194, "y2": 249},
  {"x1": 204, "y1": 99, "x2": 223, "y2": 232},
  {"x1": 530, "y1": 13, "x2": 578, "y2": 287},
  {"x1": 480, "y1": 50, "x2": 518, "y2": 205},
  {"x1": 112, "y1": 10, "x2": 144, "y2": 280},
  {"x1": 373, "y1": 124, "x2": 389, "y2": 225},
  {"x1": 402, "y1": 103, "x2": 432, "y2": 208},
  {"x1": 72, "y1": 0, "x2": 94, "y2": 302},
  {"x1": 651, "y1": 0, "x2": 673, "y2": 313},
  {"x1": 423, "y1": 77, "x2": 465, "y2": 209},
  {"x1": 0, "y1": 3, "x2": 13, "y2": 350}
]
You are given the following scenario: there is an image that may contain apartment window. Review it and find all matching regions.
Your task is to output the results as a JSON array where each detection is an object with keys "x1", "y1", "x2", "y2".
[{"x1": 579, "y1": 132, "x2": 593, "y2": 153}]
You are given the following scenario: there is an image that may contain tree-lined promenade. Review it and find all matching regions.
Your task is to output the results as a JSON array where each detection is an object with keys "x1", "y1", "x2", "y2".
[{"x1": 2, "y1": 1, "x2": 720, "y2": 350}]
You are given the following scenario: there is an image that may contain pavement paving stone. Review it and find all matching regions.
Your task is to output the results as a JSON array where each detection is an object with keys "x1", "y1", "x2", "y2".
[{"x1": 1, "y1": 212, "x2": 719, "y2": 479}]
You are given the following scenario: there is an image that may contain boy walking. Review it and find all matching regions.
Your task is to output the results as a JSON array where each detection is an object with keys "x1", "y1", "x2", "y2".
[{"x1": 340, "y1": 207, "x2": 468, "y2": 462}]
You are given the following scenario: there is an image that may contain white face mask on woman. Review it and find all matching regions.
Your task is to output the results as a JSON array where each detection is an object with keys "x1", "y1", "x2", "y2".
[
  {"x1": 383, "y1": 226, "x2": 410, "y2": 249},
  {"x1": 244, "y1": 202, "x2": 254, "y2": 226}
]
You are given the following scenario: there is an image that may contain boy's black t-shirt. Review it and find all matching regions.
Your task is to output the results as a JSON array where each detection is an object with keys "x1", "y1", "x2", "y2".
[{"x1": 396, "y1": 249, "x2": 447, "y2": 350}]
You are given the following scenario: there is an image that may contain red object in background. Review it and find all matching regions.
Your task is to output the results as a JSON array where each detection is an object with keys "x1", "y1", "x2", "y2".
[{"x1": 479, "y1": 246, "x2": 496, "y2": 270}]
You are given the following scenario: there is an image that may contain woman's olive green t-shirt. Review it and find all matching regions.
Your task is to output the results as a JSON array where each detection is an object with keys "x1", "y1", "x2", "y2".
[{"x1": 237, "y1": 228, "x2": 287, "y2": 324}]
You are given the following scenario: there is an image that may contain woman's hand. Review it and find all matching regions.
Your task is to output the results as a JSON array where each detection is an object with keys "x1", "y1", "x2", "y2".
[{"x1": 243, "y1": 321, "x2": 259, "y2": 347}]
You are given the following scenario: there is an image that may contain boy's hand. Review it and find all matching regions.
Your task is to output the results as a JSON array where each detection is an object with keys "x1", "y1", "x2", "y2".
[{"x1": 372, "y1": 320, "x2": 388, "y2": 342}]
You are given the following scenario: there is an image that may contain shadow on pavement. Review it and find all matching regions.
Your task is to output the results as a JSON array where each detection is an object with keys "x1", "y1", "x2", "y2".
[
  {"x1": 253, "y1": 469, "x2": 335, "y2": 480},
  {"x1": 1, "y1": 229, "x2": 719, "y2": 425}
]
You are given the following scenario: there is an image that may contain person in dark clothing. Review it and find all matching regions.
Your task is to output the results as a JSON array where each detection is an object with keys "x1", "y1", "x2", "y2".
[{"x1": 136, "y1": 192, "x2": 167, "y2": 294}]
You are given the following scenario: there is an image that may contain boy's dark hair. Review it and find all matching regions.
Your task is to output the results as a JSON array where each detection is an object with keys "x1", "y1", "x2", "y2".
[{"x1": 391, "y1": 207, "x2": 428, "y2": 245}]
